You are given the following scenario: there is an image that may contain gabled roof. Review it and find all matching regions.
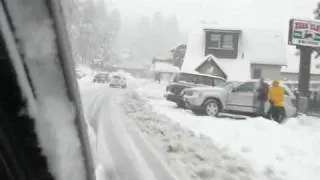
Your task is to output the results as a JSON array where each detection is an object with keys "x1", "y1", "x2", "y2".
[
  {"x1": 195, "y1": 55, "x2": 227, "y2": 78},
  {"x1": 194, "y1": 55, "x2": 251, "y2": 81}
]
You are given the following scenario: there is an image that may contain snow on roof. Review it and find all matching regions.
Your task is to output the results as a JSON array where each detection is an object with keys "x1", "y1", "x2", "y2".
[
  {"x1": 201, "y1": 23, "x2": 242, "y2": 32},
  {"x1": 182, "y1": 24, "x2": 287, "y2": 72},
  {"x1": 181, "y1": 27, "x2": 205, "y2": 73},
  {"x1": 281, "y1": 46, "x2": 320, "y2": 74},
  {"x1": 151, "y1": 62, "x2": 180, "y2": 73},
  {"x1": 242, "y1": 29, "x2": 287, "y2": 65},
  {"x1": 182, "y1": 26, "x2": 250, "y2": 81},
  {"x1": 180, "y1": 70, "x2": 226, "y2": 80},
  {"x1": 198, "y1": 55, "x2": 251, "y2": 81}
]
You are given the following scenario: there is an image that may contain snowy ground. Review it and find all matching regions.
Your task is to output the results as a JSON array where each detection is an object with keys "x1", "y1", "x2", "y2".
[
  {"x1": 134, "y1": 82, "x2": 320, "y2": 180},
  {"x1": 78, "y1": 71, "x2": 320, "y2": 180},
  {"x1": 123, "y1": 91, "x2": 269, "y2": 180}
]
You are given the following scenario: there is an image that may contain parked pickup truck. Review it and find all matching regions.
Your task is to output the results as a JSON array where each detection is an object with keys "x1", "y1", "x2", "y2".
[
  {"x1": 164, "y1": 72, "x2": 226, "y2": 108},
  {"x1": 183, "y1": 80, "x2": 297, "y2": 118}
]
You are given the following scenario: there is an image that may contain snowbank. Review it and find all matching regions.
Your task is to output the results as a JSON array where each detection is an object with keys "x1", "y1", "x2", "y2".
[
  {"x1": 122, "y1": 90, "x2": 284, "y2": 180},
  {"x1": 136, "y1": 82, "x2": 320, "y2": 180}
]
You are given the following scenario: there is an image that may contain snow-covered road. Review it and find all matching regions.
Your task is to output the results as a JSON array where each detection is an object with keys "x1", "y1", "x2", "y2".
[{"x1": 79, "y1": 78, "x2": 181, "y2": 180}]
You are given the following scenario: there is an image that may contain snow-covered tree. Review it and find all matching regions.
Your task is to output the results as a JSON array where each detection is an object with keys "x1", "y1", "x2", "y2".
[
  {"x1": 315, "y1": 3, "x2": 320, "y2": 20},
  {"x1": 62, "y1": 0, "x2": 121, "y2": 66}
]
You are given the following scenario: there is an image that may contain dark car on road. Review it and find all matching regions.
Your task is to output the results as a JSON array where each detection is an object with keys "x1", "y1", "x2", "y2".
[
  {"x1": 164, "y1": 72, "x2": 226, "y2": 108},
  {"x1": 93, "y1": 72, "x2": 109, "y2": 83}
]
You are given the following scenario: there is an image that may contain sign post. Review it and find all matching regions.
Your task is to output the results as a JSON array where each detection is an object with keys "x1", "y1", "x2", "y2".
[
  {"x1": 288, "y1": 19, "x2": 320, "y2": 113},
  {"x1": 297, "y1": 46, "x2": 312, "y2": 97}
]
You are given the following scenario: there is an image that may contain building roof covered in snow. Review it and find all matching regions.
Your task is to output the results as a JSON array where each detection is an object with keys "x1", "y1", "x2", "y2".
[
  {"x1": 242, "y1": 29, "x2": 287, "y2": 66},
  {"x1": 195, "y1": 55, "x2": 251, "y2": 81},
  {"x1": 181, "y1": 24, "x2": 287, "y2": 80},
  {"x1": 182, "y1": 25, "x2": 251, "y2": 81},
  {"x1": 151, "y1": 62, "x2": 180, "y2": 73}
]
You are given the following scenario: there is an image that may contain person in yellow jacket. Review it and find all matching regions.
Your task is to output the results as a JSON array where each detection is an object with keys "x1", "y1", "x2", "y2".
[{"x1": 267, "y1": 80, "x2": 285, "y2": 123}]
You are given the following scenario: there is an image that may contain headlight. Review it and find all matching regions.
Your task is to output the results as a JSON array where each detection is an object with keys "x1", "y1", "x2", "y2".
[{"x1": 192, "y1": 91, "x2": 202, "y2": 97}]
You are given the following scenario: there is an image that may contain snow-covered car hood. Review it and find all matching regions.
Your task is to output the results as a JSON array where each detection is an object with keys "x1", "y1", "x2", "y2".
[
  {"x1": 168, "y1": 81, "x2": 208, "y2": 88},
  {"x1": 186, "y1": 86, "x2": 226, "y2": 93}
]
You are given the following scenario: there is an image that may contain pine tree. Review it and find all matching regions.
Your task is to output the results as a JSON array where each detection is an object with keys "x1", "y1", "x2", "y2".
[
  {"x1": 61, "y1": 0, "x2": 122, "y2": 66},
  {"x1": 315, "y1": 3, "x2": 320, "y2": 20}
]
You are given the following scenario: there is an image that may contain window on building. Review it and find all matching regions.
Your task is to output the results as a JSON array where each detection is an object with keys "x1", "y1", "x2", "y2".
[
  {"x1": 222, "y1": 35, "x2": 234, "y2": 49},
  {"x1": 209, "y1": 33, "x2": 234, "y2": 50},
  {"x1": 205, "y1": 31, "x2": 239, "y2": 59},
  {"x1": 253, "y1": 68, "x2": 262, "y2": 79},
  {"x1": 210, "y1": 34, "x2": 221, "y2": 48}
]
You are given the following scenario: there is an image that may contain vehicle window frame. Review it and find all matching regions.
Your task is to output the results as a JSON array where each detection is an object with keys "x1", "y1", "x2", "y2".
[
  {"x1": 234, "y1": 82, "x2": 256, "y2": 93},
  {"x1": 214, "y1": 78, "x2": 226, "y2": 86}
]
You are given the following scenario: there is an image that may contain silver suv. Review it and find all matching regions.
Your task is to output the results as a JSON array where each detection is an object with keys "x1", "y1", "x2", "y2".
[
  {"x1": 164, "y1": 72, "x2": 226, "y2": 108},
  {"x1": 183, "y1": 80, "x2": 298, "y2": 117}
]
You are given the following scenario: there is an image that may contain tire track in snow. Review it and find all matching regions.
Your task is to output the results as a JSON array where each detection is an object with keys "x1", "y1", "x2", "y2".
[
  {"x1": 82, "y1": 85, "x2": 155, "y2": 180},
  {"x1": 81, "y1": 86, "x2": 120, "y2": 180},
  {"x1": 83, "y1": 86, "x2": 109, "y2": 132},
  {"x1": 98, "y1": 91, "x2": 157, "y2": 180}
]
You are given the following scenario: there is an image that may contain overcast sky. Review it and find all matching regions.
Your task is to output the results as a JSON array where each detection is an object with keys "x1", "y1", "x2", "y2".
[{"x1": 111, "y1": 0, "x2": 318, "y2": 33}]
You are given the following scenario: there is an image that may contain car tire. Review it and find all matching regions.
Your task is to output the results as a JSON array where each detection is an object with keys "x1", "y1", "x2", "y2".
[{"x1": 204, "y1": 99, "x2": 220, "y2": 117}]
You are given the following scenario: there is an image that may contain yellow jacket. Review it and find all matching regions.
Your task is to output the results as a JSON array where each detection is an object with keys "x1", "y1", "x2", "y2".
[{"x1": 268, "y1": 85, "x2": 285, "y2": 107}]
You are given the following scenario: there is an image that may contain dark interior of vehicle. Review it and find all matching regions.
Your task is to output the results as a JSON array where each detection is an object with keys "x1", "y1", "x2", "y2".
[{"x1": 0, "y1": 26, "x2": 54, "y2": 180}]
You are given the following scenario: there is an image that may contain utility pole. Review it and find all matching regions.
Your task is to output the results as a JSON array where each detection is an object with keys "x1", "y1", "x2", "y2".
[
  {"x1": 297, "y1": 46, "x2": 312, "y2": 97},
  {"x1": 297, "y1": 46, "x2": 312, "y2": 113}
]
